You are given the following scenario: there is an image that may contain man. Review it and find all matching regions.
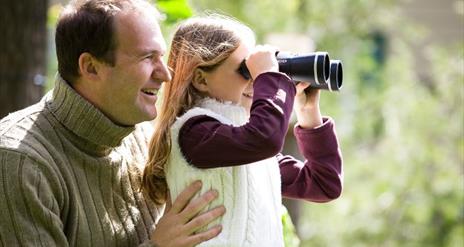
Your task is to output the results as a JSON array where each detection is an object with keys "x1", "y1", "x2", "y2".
[{"x1": 0, "y1": 0, "x2": 224, "y2": 246}]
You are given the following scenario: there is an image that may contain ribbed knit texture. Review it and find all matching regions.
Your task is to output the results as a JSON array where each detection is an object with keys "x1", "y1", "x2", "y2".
[
  {"x1": 0, "y1": 76, "x2": 162, "y2": 247},
  {"x1": 167, "y1": 98, "x2": 284, "y2": 247}
]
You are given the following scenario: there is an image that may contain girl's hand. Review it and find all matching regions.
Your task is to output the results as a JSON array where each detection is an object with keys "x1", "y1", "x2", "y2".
[
  {"x1": 245, "y1": 45, "x2": 279, "y2": 80},
  {"x1": 294, "y1": 82, "x2": 323, "y2": 129}
]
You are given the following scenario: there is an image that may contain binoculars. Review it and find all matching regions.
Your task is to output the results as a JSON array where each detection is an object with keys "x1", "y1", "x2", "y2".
[{"x1": 238, "y1": 51, "x2": 343, "y2": 92}]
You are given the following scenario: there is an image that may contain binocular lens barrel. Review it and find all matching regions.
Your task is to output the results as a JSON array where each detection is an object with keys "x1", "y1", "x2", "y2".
[
  {"x1": 276, "y1": 52, "x2": 330, "y2": 85},
  {"x1": 237, "y1": 51, "x2": 343, "y2": 92},
  {"x1": 308, "y1": 60, "x2": 343, "y2": 91}
]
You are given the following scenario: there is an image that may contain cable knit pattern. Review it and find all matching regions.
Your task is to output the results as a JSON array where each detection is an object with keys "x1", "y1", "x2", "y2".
[
  {"x1": 0, "y1": 75, "x2": 162, "y2": 247},
  {"x1": 166, "y1": 98, "x2": 284, "y2": 247}
]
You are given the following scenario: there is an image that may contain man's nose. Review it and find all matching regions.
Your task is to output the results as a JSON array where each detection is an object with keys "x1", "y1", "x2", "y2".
[{"x1": 153, "y1": 59, "x2": 172, "y2": 83}]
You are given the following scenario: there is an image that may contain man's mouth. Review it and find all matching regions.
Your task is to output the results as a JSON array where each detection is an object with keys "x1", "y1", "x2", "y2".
[{"x1": 141, "y1": 88, "x2": 159, "y2": 96}]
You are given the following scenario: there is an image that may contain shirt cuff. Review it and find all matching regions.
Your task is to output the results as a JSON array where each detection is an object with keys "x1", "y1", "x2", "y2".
[
  {"x1": 294, "y1": 117, "x2": 333, "y2": 132},
  {"x1": 294, "y1": 117, "x2": 340, "y2": 155}
]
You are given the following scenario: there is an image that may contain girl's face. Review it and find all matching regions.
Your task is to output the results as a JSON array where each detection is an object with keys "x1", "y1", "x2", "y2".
[{"x1": 202, "y1": 42, "x2": 254, "y2": 110}]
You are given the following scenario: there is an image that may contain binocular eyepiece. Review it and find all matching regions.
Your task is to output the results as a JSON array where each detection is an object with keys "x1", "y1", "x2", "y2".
[{"x1": 238, "y1": 51, "x2": 343, "y2": 92}]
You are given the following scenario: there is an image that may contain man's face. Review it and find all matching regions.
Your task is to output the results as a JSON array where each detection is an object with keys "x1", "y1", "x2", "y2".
[{"x1": 98, "y1": 9, "x2": 171, "y2": 126}]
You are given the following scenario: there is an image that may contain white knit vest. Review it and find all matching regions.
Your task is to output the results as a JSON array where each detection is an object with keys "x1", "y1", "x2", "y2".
[{"x1": 166, "y1": 98, "x2": 284, "y2": 247}]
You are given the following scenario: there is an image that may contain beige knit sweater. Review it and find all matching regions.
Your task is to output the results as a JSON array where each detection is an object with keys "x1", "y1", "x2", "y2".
[{"x1": 0, "y1": 76, "x2": 162, "y2": 246}]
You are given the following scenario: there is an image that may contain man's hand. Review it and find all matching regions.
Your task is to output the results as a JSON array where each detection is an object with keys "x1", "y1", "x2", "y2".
[{"x1": 150, "y1": 181, "x2": 225, "y2": 247}]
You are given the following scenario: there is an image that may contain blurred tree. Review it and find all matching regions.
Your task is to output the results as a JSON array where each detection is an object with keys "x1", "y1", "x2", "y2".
[{"x1": 0, "y1": 0, "x2": 48, "y2": 118}]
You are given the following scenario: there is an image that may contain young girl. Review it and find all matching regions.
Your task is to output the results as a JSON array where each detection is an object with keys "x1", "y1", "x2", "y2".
[{"x1": 142, "y1": 15, "x2": 343, "y2": 246}]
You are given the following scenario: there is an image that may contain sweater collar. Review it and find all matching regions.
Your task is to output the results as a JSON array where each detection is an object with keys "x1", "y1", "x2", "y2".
[
  {"x1": 198, "y1": 98, "x2": 249, "y2": 126},
  {"x1": 46, "y1": 75, "x2": 135, "y2": 150}
]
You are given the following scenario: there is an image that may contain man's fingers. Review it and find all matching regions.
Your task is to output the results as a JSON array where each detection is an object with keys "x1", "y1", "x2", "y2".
[
  {"x1": 169, "y1": 180, "x2": 202, "y2": 214},
  {"x1": 184, "y1": 206, "x2": 226, "y2": 235},
  {"x1": 181, "y1": 189, "x2": 219, "y2": 221},
  {"x1": 186, "y1": 225, "x2": 223, "y2": 246}
]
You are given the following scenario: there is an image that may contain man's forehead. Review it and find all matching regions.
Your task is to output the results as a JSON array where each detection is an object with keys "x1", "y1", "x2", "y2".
[{"x1": 113, "y1": 9, "x2": 165, "y2": 53}]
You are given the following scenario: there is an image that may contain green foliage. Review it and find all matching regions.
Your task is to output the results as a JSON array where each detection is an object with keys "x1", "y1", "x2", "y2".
[
  {"x1": 47, "y1": 4, "x2": 61, "y2": 29},
  {"x1": 282, "y1": 206, "x2": 301, "y2": 247},
  {"x1": 45, "y1": 4, "x2": 63, "y2": 92},
  {"x1": 155, "y1": 0, "x2": 193, "y2": 24}
]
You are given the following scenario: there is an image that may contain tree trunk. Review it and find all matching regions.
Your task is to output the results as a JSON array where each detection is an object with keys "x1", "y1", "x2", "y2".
[{"x1": 0, "y1": 0, "x2": 48, "y2": 119}]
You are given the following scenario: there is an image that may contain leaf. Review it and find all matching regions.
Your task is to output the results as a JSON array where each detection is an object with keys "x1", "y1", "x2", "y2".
[{"x1": 155, "y1": 0, "x2": 193, "y2": 24}]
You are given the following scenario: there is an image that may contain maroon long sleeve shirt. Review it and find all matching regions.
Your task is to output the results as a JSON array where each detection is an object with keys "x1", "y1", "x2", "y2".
[{"x1": 179, "y1": 72, "x2": 343, "y2": 202}]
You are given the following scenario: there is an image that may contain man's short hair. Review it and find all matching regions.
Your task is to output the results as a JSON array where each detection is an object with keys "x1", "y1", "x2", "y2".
[{"x1": 55, "y1": 0, "x2": 160, "y2": 84}]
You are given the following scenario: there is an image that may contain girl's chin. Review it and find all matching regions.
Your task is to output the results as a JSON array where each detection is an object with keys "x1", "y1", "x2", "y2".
[{"x1": 240, "y1": 98, "x2": 252, "y2": 110}]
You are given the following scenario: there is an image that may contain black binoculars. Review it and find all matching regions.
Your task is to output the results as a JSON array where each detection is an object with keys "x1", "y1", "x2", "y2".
[{"x1": 238, "y1": 51, "x2": 343, "y2": 92}]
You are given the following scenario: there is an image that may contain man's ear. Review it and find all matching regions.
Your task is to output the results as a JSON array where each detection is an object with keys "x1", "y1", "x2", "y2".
[
  {"x1": 77, "y1": 52, "x2": 104, "y2": 81},
  {"x1": 191, "y1": 68, "x2": 209, "y2": 93}
]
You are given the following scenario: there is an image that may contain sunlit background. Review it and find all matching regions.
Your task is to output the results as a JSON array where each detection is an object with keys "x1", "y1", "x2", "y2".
[{"x1": 2, "y1": 0, "x2": 463, "y2": 246}]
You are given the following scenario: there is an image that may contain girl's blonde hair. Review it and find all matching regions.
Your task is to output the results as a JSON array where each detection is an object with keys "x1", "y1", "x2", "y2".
[{"x1": 142, "y1": 15, "x2": 255, "y2": 205}]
